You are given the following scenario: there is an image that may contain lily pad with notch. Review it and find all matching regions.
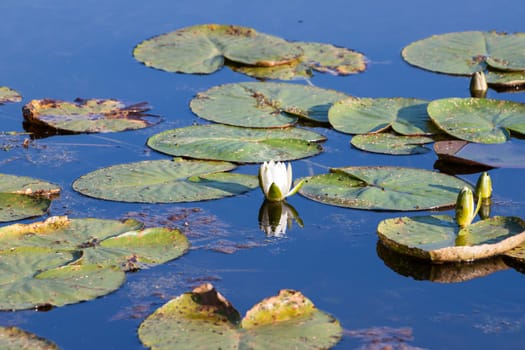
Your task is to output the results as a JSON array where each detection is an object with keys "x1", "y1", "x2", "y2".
[
  {"x1": 133, "y1": 24, "x2": 303, "y2": 75},
  {"x1": 377, "y1": 215, "x2": 525, "y2": 262},
  {"x1": 190, "y1": 82, "x2": 350, "y2": 128},
  {"x1": 147, "y1": 124, "x2": 325, "y2": 163},
  {"x1": 351, "y1": 133, "x2": 434, "y2": 155},
  {"x1": 0, "y1": 86, "x2": 22, "y2": 104},
  {"x1": 138, "y1": 283, "x2": 342, "y2": 350},
  {"x1": 73, "y1": 158, "x2": 258, "y2": 203},
  {"x1": 298, "y1": 166, "x2": 469, "y2": 211},
  {"x1": 22, "y1": 98, "x2": 160, "y2": 134}
]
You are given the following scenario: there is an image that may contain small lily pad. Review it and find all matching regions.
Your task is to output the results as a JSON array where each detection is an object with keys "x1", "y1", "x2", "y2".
[
  {"x1": 133, "y1": 24, "x2": 303, "y2": 74},
  {"x1": 402, "y1": 31, "x2": 525, "y2": 75},
  {"x1": 138, "y1": 283, "x2": 342, "y2": 350},
  {"x1": 190, "y1": 82, "x2": 349, "y2": 128},
  {"x1": 427, "y1": 98, "x2": 525, "y2": 144},
  {"x1": 0, "y1": 87, "x2": 22, "y2": 104},
  {"x1": 0, "y1": 326, "x2": 60, "y2": 349},
  {"x1": 486, "y1": 70, "x2": 525, "y2": 88},
  {"x1": 22, "y1": 98, "x2": 160, "y2": 134},
  {"x1": 377, "y1": 215, "x2": 525, "y2": 262},
  {"x1": 351, "y1": 133, "x2": 434, "y2": 155},
  {"x1": 73, "y1": 158, "x2": 258, "y2": 202},
  {"x1": 298, "y1": 166, "x2": 469, "y2": 211},
  {"x1": 328, "y1": 98, "x2": 436, "y2": 135},
  {"x1": 147, "y1": 124, "x2": 325, "y2": 163},
  {"x1": 231, "y1": 41, "x2": 366, "y2": 80}
]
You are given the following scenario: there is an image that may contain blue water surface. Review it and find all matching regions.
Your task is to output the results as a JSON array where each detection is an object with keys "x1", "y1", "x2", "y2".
[{"x1": 0, "y1": 1, "x2": 525, "y2": 349}]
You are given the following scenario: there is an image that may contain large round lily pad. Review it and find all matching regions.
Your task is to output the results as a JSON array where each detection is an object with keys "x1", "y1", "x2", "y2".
[
  {"x1": 377, "y1": 215, "x2": 525, "y2": 262},
  {"x1": 328, "y1": 97, "x2": 435, "y2": 135},
  {"x1": 298, "y1": 166, "x2": 469, "y2": 211},
  {"x1": 427, "y1": 98, "x2": 525, "y2": 144},
  {"x1": 138, "y1": 283, "x2": 342, "y2": 350},
  {"x1": 190, "y1": 82, "x2": 349, "y2": 128},
  {"x1": 147, "y1": 124, "x2": 325, "y2": 163},
  {"x1": 351, "y1": 133, "x2": 434, "y2": 155},
  {"x1": 231, "y1": 41, "x2": 367, "y2": 80},
  {"x1": 0, "y1": 326, "x2": 60, "y2": 349},
  {"x1": 22, "y1": 98, "x2": 160, "y2": 134},
  {"x1": 0, "y1": 87, "x2": 22, "y2": 104},
  {"x1": 0, "y1": 173, "x2": 60, "y2": 222},
  {"x1": 133, "y1": 24, "x2": 303, "y2": 74},
  {"x1": 402, "y1": 31, "x2": 525, "y2": 75},
  {"x1": 73, "y1": 158, "x2": 258, "y2": 202}
]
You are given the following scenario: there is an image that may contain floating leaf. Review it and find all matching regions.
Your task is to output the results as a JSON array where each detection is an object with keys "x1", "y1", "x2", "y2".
[
  {"x1": 133, "y1": 24, "x2": 303, "y2": 74},
  {"x1": 486, "y1": 70, "x2": 525, "y2": 88},
  {"x1": 0, "y1": 326, "x2": 60, "y2": 349},
  {"x1": 351, "y1": 133, "x2": 434, "y2": 155},
  {"x1": 298, "y1": 166, "x2": 469, "y2": 211},
  {"x1": 0, "y1": 174, "x2": 60, "y2": 222},
  {"x1": 328, "y1": 98, "x2": 436, "y2": 135},
  {"x1": 73, "y1": 158, "x2": 258, "y2": 202},
  {"x1": 190, "y1": 82, "x2": 349, "y2": 128},
  {"x1": 0, "y1": 87, "x2": 22, "y2": 104},
  {"x1": 22, "y1": 98, "x2": 160, "y2": 134},
  {"x1": 427, "y1": 98, "x2": 525, "y2": 144},
  {"x1": 0, "y1": 247, "x2": 125, "y2": 310},
  {"x1": 138, "y1": 283, "x2": 342, "y2": 350},
  {"x1": 377, "y1": 215, "x2": 525, "y2": 262},
  {"x1": 402, "y1": 31, "x2": 525, "y2": 75},
  {"x1": 434, "y1": 140, "x2": 525, "y2": 168},
  {"x1": 147, "y1": 124, "x2": 325, "y2": 163},
  {"x1": 231, "y1": 41, "x2": 366, "y2": 80}
]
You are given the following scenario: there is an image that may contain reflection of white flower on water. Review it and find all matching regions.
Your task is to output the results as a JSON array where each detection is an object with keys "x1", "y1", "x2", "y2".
[
  {"x1": 258, "y1": 160, "x2": 304, "y2": 202},
  {"x1": 258, "y1": 200, "x2": 303, "y2": 237}
]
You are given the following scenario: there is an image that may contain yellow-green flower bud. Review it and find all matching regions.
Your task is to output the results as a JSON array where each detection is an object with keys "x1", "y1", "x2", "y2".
[
  {"x1": 455, "y1": 187, "x2": 475, "y2": 227},
  {"x1": 475, "y1": 172, "x2": 492, "y2": 200}
]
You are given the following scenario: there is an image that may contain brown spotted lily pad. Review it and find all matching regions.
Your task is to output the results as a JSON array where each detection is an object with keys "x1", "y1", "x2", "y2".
[{"x1": 0, "y1": 86, "x2": 22, "y2": 104}]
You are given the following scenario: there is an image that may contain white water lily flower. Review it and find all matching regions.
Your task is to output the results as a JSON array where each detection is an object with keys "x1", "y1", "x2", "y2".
[{"x1": 258, "y1": 160, "x2": 304, "y2": 202}]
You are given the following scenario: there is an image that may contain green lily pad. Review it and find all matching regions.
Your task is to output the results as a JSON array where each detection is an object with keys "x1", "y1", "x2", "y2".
[
  {"x1": 0, "y1": 326, "x2": 60, "y2": 349},
  {"x1": 0, "y1": 247, "x2": 125, "y2": 310},
  {"x1": 22, "y1": 98, "x2": 160, "y2": 134},
  {"x1": 486, "y1": 70, "x2": 525, "y2": 88},
  {"x1": 190, "y1": 82, "x2": 349, "y2": 128},
  {"x1": 328, "y1": 98, "x2": 436, "y2": 135},
  {"x1": 133, "y1": 24, "x2": 302, "y2": 75},
  {"x1": 73, "y1": 158, "x2": 258, "y2": 202},
  {"x1": 0, "y1": 87, "x2": 22, "y2": 104},
  {"x1": 427, "y1": 98, "x2": 525, "y2": 144},
  {"x1": 138, "y1": 283, "x2": 342, "y2": 350},
  {"x1": 377, "y1": 215, "x2": 525, "y2": 262},
  {"x1": 0, "y1": 174, "x2": 60, "y2": 222},
  {"x1": 298, "y1": 166, "x2": 469, "y2": 211},
  {"x1": 351, "y1": 133, "x2": 434, "y2": 155},
  {"x1": 231, "y1": 41, "x2": 366, "y2": 80},
  {"x1": 147, "y1": 124, "x2": 325, "y2": 163},
  {"x1": 402, "y1": 31, "x2": 525, "y2": 75}
]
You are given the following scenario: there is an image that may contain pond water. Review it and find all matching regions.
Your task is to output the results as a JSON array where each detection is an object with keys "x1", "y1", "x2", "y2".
[{"x1": 1, "y1": 0, "x2": 525, "y2": 349}]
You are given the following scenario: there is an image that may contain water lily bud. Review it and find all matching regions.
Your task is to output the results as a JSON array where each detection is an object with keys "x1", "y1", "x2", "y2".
[
  {"x1": 455, "y1": 187, "x2": 475, "y2": 227},
  {"x1": 475, "y1": 172, "x2": 492, "y2": 200},
  {"x1": 470, "y1": 71, "x2": 488, "y2": 98}
]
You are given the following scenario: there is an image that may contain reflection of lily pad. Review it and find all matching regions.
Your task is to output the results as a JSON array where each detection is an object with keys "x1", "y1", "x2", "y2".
[
  {"x1": 74, "y1": 158, "x2": 258, "y2": 202},
  {"x1": 0, "y1": 326, "x2": 60, "y2": 349},
  {"x1": 22, "y1": 98, "x2": 160, "y2": 134},
  {"x1": 377, "y1": 241, "x2": 509, "y2": 283},
  {"x1": 133, "y1": 24, "x2": 302, "y2": 74},
  {"x1": 402, "y1": 31, "x2": 525, "y2": 75},
  {"x1": 190, "y1": 82, "x2": 349, "y2": 127},
  {"x1": 0, "y1": 86, "x2": 22, "y2": 104},
  {"x1": 377, "y1": 215, "x2": 525, "y2": 262},
  {"x1": 328, "y1": 98, "x2": 436, "y2": 135},
  {"x1": 231, "y1": 41, "x2": 366, "y2": 80},
  {"x1": 427, "y1": 98, "x2": 525, "y2": 144},
  {"x1": 0, "y1": 173, "x2": 60, "y2": 222},
  {"x1": 434, "y1": 140, "x2": 525, "y2": 168},
  {"x1": 298, "y1": 166, "x2": 469, "y2": 211},
  {"x1": 147, "y1": 124, "x2": 325, "y2": 163},
  {"x1": 351, "y1": 133, "x2": 434, "y2": 155},
  {"x1": 0, "y1": 247, "x2": 125, "y2": 310},
  {"x1": 138, "y1": 283, "x2": 342, "y2": 350}
]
